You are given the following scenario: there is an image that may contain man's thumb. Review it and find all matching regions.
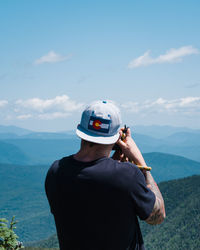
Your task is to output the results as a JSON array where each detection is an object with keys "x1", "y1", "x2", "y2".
[{"x1": 116, "y1": 138, "x2": 126, "y2": 149}]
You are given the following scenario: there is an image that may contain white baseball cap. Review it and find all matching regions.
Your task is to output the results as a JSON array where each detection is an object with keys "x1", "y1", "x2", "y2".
[{"x1": 76, "y1": 100, "x2": 122, "y2": 144}]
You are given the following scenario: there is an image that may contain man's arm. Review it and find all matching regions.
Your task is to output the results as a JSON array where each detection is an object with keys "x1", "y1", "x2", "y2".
[
  {"x1": 144, "y1": 171, "x2": 166, "y2": 225},
  {"x1": 117, "y1": 128, "x2": 166, "y2": 225}
]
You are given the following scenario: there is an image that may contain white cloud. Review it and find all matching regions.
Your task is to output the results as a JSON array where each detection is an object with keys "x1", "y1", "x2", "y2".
[
  {"x1": 2, "y1": 96, "x2": 200, "y2": 125},
  {"x1": 0, "y1": 100, "x2": 8, "y2": 108},
  {"x1": 128, "y1": 46, "x2": 199, "y2": 68},
  {"x1": 16, "y1": 95, "x2": 83, "y2": 113},
  {"x1": 34, "y1": 51, "x2": 72, "y2": 65},
  {"x1": 121, "y1": 97, "x2": 200, "y2": 115},
  {"x1": 17, "y1": 114, "x2": 32, "y2": 120},
  {"x1": 15, "y1": 95, "x2": 84, "y2": 120},
  {"x1": 38, "y1": 112, "x2": 70, "y2": 120}
]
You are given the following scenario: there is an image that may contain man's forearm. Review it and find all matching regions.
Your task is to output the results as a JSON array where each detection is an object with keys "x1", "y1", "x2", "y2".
[
  {"x1": 127, "y1": 144, "x2": 166, "y2": 224},
  {"x1": 145, "y1": 171, "x2": 166, "y2": 225},
  {"x1": 125, "y1": 139, "x2": 147, "y2": 167},
  {"x1": 130, "y1": 149, "x2": 166, "y2": 224},
  {"x1": 117, "y1": 128, "x2": 166, "y2": 225}
]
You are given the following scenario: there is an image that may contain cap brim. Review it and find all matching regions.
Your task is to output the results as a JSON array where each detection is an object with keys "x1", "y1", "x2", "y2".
[{"x1": 76, "y1": 125, "x2": 120, "y2": 145}]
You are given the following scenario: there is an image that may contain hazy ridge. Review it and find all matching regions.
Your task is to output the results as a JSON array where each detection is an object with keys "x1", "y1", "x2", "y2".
[
  {"x1": 0, "y1": 125, "x2": 200, "y2": 246},
  {"x1": 0, "y1": 125, "x2": 200, "y2": 165}
]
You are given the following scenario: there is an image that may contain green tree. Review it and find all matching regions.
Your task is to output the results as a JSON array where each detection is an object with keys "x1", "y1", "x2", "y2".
[{"x1": 0, "y1": 216, "x2": 24, "y2": 250}]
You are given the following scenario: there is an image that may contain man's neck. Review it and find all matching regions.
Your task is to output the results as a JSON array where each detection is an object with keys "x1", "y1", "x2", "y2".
[
  {"x1": 74, "y1": 141, "x2": 113, "y2": 162},
  {"x1": 74, "y1": 150, "x2": 109, "y2": 162}
]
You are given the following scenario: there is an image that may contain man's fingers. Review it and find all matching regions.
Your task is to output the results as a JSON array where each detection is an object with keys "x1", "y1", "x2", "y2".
[
  {"x1": 126, "y1": 128, "x2": 131, "y2": 137},
  {"x1": 116, "y1": 138, "x2": 126, "y2": 148},
  {"x1": 112, "y1": 150, "x2": 122, "y2": 160},
  {"x1": 119, "y1": 129, "x2": 123, "y2": 136},
  {"x1": 120, "y1": 153, "x2": 125, "y2": 161}
]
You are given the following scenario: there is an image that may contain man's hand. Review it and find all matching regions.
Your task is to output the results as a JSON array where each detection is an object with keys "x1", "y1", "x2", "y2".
[
  {"x1": 116, "y1": 128, "x2": 146, "y2": 166},
  {"x1": 117, "y1": 127, "x2": 166, "y2": 225},
  {"x1": 112, "y1": 149, "x2": 129, "y2": 162},
  {"x1": 112, "y1": 149, "x2": 123, "y2": 161}
]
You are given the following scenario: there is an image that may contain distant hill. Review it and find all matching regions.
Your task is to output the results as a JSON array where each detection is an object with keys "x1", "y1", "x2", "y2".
[
  {"x1": 28, "y1": 175, "x2": 200, "y2": 249},
  {"x1": 140, "y1": 175, "x2": 200, "y2": 250},
  {"x1": 4, "y1": 138, "x2": 80, "y2": 164},
  {"x1": 164, "y1": 132, "x2": 200, "y2": 146},
  {"x1": 0, "y1": 152, "x2": 200, "y2": 243},
  {"x1": 0, "y1": 141, "x2": 30, "y2": 164},
  {"x1": 27, "y1": 234, "x2": 59, "y2": 249},
  {"x1": 0, "y1": 124, "x2": 200, "y2": 164},
  {"x1": 132, "y1": 125, "x2": 200, "y2": 138},
  {"x1": 17, "y1": 132, "x2": 76, "y2": 140},
  {"x1": 133, "y1": 133, "x2": 200, "y2": 162},
  {"x1": 144, "y1": 152, "x2": 200, "y2": 182},
  {"x1": 24, "y1": 248, "x2": 58, "y2": 250},
  {"x1": 0, "y1": 125, "x2": 32, "y2": 136},
  {"x1": 0, "y1": 130, "x2": 199, "y2": 165},
  {"x1": 0, "y1": 162, "x2": 55, "y2": 243}
]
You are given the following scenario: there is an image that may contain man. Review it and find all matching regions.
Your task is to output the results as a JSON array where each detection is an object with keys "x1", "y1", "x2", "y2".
[{"x1": 45, "y1": 100, "x2": 165, "y2": 250}]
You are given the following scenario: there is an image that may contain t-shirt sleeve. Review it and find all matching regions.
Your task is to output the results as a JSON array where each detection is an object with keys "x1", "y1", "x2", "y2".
[
  {"x1": 128, "y1": 165, "x2": 155, "y2": 220},
  {"x1": 45, "y1": 160, "x2": 60, "y2": 214}
]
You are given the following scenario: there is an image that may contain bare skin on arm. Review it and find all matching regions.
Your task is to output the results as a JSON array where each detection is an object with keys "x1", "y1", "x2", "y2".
[
  {"x1": 116, "y1": 128, "x2": 166, "y2": 225},
  {"x1": 144, "y1": 171, "x2": 166, "y2": 225}
]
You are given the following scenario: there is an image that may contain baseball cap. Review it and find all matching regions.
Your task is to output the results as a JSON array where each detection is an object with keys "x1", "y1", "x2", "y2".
[{"x1": 76, "y1": 100, "x2": 122, "y2": 144}]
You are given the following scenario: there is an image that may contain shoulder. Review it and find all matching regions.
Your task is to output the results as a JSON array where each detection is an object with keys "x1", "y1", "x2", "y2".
[
  {"x1": 109, "y1": 158, "x2": 142, "y2": 177},
  {"x1": 48, "y1": 155, "x2": 73, "y2": 173},
  {"x1": 104, "y1": 158, "x2": 144, "y2": 189},
  {"x1": 48, "y1": 160, "x2": 60, "y2": 174}
]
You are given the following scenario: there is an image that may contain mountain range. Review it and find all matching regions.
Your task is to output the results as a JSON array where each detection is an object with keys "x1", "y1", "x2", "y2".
[
  {"x1": 140, "y1": 175, "x2": 200, "y2": 250},
  {"x1": 1, "y1": 152, "x2": 200, "y2": 243},
  {"x1": 1, "y1": 124, "x2": 200, "y2": 245},
  {"x1": 1, "y1": 124, "x2": 200, "y2": 137},
  {"x1": 27, "y1": 175, "x2": 200, "y2": 250},
  {"x1": 0, "y1": 125, "x2": 200, "y2": 165},
  {"x1": 132, "y1": 125, "x2": 200, "y2": 138}
]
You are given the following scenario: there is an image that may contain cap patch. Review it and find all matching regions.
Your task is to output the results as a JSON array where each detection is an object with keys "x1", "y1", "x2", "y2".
[{"x1": 88, "y1": 116, "x2": 110, "y2": 133}]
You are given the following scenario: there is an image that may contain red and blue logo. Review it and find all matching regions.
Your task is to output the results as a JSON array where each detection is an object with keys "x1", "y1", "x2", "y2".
[{"x1": 88, "y1": 116, "x2": 110, "y2": 133}]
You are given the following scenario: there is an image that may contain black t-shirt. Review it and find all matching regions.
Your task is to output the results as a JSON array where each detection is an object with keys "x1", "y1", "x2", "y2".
[{"x1": 45, "y1": 155, "x2": 155, "y2": 250}]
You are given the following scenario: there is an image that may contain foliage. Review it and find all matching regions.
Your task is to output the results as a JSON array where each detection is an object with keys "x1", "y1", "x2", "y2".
[
  {"x1": 0, "y1": 216, "x2": 24, "y2": 249},
  {"x1": 1, "y1": 155, "x2": 200, "y2": 244},
  {"x1": 26, "y1": 235, "x2": 59, "y2": 249},
  {"x1": 140, "y1": 175, "x2": 200, "y2": 250},
  {"x1": 24, "y1": 248, "x2": 58, "y2": 250},
  {"x1": 0, "y1": 162, "x2": 56, "y2": 243},
  {"x1": 31, "y1": 175, "x2": 200, "y2": 249}
]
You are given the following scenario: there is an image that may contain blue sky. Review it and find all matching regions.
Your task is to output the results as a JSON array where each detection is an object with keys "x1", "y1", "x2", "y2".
[{"x1": 0, "y1": 0, "x2": 200, "y2": 131}]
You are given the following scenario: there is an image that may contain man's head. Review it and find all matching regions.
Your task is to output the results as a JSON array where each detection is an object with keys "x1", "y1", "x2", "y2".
[{"x1": 76, "y1": 100, "x2": 122, "y2": 145}]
